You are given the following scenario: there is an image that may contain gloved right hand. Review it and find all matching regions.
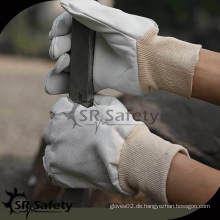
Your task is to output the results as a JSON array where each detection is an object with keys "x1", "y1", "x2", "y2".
[
  {"x1": 46, "y1": 0, "x2": 201, "y2": 97},
  {"x1": 43, "y1": 95, "x2": 190, "y2": 204}
]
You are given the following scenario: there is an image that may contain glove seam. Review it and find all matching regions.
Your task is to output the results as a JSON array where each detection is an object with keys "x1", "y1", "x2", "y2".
[{"x1": 61, "y1": 1, "x2": 149, "y2": 41}]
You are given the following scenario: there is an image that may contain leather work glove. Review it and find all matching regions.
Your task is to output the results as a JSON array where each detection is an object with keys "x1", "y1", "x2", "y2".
[
  {"x1": 46, "y1": 0, "x2": 201, "y2": 97},
  {"x1": 43, "y1": 95, "x2": 189, "y2": 204}
]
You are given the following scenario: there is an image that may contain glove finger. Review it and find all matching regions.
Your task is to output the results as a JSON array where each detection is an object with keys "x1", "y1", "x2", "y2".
[
  {"x1": 49, "y1": 34, "x2": 71, "y2": 60},
  {"x1": 45, "y1": 70, "x2": 69, "y2": 95},
  {"x1": 45, "y1": 54, "x2": 70, "y2": 95},
  {"x1": 94, "y1": 95, "x2": 122, "y2": 106},
  {"x1": 61, "y1": 0, "x2": 157, "y2": 39},
  {"x1": 43, "y1": 116, "x2": 62, "y2": 145},
  {"x1": 42, "y1": 145, "x2": 53, "y2": 173},
  {"x1": 51, "y1": 97, "x2": 74, "y2": 115},
  {"x1": 54, "y1": 53, "x2": 70, "y2": 74},
  {"x1": 49, "y1": 12, "x2": 72, "y2": 39},
  {"x1": 49, "y1": 97, "x2": 97, "y2": 127}
]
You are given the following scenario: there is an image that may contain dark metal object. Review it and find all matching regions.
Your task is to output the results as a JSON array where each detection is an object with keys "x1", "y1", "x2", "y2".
[
  {"x1": 69, "y1": 18, "x2": 96, "y2": 107},
  {"x1": 67, "y1": 15, "x2": 96, "y2": 207}
]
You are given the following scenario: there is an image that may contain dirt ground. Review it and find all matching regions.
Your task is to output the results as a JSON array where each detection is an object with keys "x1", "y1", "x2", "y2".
[
  {"x1": 0, "y1": 55, "x2": 63, "y2": 159},
  {"x1": 0, "y1": 55, "x2": 64, "y2": 201}
]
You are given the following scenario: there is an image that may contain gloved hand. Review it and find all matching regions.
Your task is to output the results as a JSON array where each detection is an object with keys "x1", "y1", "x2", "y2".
[
  {"x1": 43, "y1": 95, "x2": 189, "y2": 204},
  {"x1": 46, "y1": 0, "x2": 201, "y2": 97}
]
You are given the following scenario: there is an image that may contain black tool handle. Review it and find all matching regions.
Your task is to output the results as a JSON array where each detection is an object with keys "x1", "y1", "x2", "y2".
[
  {"x1": 68, "y1": 19, "x2": 96, "y2": 206},
  {"x1": 69, "y1": 18, "x2": 95, "y2": 108}
]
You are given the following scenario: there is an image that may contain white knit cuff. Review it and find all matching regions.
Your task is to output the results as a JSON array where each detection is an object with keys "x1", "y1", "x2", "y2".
[{"x1": 118, "y1": 125, "x2": 190, "y2": 204}]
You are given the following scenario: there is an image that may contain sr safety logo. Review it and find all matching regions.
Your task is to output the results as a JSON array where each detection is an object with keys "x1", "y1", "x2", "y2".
[{"x1": 2, "y1": 188, "x2": 73, "y2": 219}]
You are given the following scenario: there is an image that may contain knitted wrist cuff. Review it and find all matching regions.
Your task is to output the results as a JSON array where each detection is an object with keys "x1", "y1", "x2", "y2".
[
  {"x1": 137, "y1": 28, "x2": 202, "y2": 97},
  {"x1": 118, "y1": 125, "x2": 190, "y2": 204}
]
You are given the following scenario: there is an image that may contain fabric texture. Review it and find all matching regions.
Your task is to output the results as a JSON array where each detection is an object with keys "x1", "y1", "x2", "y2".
[
  {"x1": 137, "y1": 28, "x2": 202, "y2": 97},
  {"x1": 118, "y1": 125, "x2": 190, "y2": 204}
]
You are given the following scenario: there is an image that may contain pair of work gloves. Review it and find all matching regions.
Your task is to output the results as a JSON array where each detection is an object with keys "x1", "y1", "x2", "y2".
[{"x1": 43, "y1": 0, "x2": 201, "y2": 204}]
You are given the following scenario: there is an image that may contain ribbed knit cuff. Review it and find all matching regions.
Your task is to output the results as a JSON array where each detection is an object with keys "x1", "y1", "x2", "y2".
[
  {"x1": 118, "y1": 125, "x2": 190, "y2": 204},
  {"x1": 137, "y1": 28, "x2": 202, "y2": 97}
]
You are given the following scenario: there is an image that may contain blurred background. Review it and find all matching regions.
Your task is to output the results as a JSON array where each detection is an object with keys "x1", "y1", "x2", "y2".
[
  {"x1": 1, "y1": 0, "x2": 220, "y2": 209},
  {"x1": 2, "y1": 0, "x2": 220, "y2": 58}
]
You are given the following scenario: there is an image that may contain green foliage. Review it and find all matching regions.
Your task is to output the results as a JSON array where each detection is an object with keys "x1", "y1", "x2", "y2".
[{"x1": 0, "y1": 3, "x2": 56, "y2": 58}]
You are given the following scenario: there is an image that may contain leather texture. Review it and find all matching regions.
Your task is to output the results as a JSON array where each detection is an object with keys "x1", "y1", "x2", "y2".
[
  {"x1": 43, "y1": 95, "x2": 190, "y2": 204},
  {"x1": 45, "y1": 0, "x2": 157, "y2": 96},
  {"x1": 46, "y1": 0, "x2": 201, "y2": 98},
  {"x1": 43, "y1": 95, "x2": 142, "y2": 194}
]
